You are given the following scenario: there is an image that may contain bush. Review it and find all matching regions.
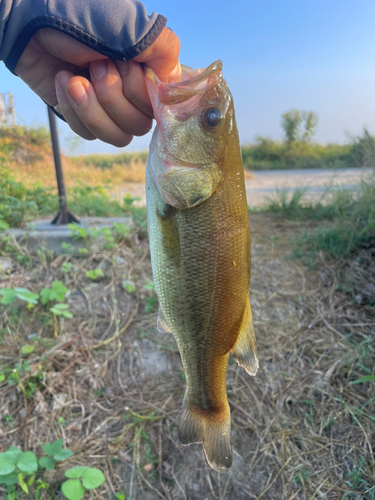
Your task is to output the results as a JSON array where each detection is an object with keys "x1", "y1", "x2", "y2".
[{"x1": 241, "y1": 138, "x2": 353, "y2": 170}]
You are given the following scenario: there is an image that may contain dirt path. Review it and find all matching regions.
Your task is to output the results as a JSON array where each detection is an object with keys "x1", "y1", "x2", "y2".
[{"x1": 0, "y1": 214, "x2": 374, "y2": 499}]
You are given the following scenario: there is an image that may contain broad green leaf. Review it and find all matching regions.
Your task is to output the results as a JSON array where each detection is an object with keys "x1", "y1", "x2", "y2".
[
  {"x1": 17, "y1": 451, "x2": 38, "y2": 472},
  {"x1": 0, "y1": 472, "x2": 18, "y2": 485},
  {"x1": 38, "y1": 457, "x2": 55, "y2": 471},
  {"x1": 3, "y1": 446, "x2": 22, "y2": 464},
  {"x1": 53, "y1": 449, "x2": 73, "y2": 461},
  {"x1": 42, "y1": 439, "x2": 63, "y2": 457},
  {"x1": 82, "y1": 468, "x2": 105, "y2": 489},
  {"x1": 50, "y1": 303, "x2": 73, "y2": 317},
  {"x1": 0, "y1": 457, "x2": 15, "y2": 475},
  {"x1": 65, "y1": 466, "x2": 89, "y2": 479},
  {"x1": 349, "y1": 375, "x2": 375, "y2": 385},
  {"x1": 61, "y1": 479, "x2": 85, "y2": 500},
  {"x1": 40, "y1": 287, "x2": 53, "y2": 305},
  {"x1": 51, "y1": 303, "x2": 69, "y2": 310},
  {"x1": 0, "y1": 373, "x2": 5, "y2": 383},
  {"x1": 52, "y1": 281, "x2": 68, "y2": 302},
  {"x1": 14, "y1": 288, "x2": 39, "y2": 305},
  {"x1": 0, "y1": 288, "x2": 17, "y2": 305},
  {"x1": 21, "y1": 345, "x2": 34, "y2": 356},
  {"x1": 62, "y1": 310, "x2": 73, "y2": 318}
]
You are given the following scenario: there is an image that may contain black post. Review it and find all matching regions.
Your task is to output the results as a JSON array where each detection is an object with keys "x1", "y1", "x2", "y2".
[{"x1": 47, "y1": 107, "x2": 79, "y2": 225}]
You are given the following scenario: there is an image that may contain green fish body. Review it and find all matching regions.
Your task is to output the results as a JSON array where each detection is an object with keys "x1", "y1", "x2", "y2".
[{"x1": 145, "y1": 61, "x2": 258, "y2": 471}]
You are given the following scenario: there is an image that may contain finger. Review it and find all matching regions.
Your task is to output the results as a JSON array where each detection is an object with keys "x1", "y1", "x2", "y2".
[
  {"x1": 65, "y1": 75, "x2": 134, "y2": 147},
  {"x1": 56, "y1": 71, "x2": 96, "y2": 141},
  {"x1": 133, "y1": 27, "x2": 180, "y2": 82},
  {"x1": 90, "y1": 59, "x2": 153, "y2": 136},
  {"x1": 114, "y1": 60, "x2": 153, "y2": 117}
]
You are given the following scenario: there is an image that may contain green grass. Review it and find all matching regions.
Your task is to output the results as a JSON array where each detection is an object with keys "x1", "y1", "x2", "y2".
[
  {"x1": 0, "y1": 166, "x2": 147, "y2": 230},
  {"x1": 258, "y1": 171, "x2": 375, "y2": 260}
]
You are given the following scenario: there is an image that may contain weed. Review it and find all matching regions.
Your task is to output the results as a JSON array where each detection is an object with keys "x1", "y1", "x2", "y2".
[
  {"x1": 40, "y1": 280, "x2": 68, "y2": 304},
  {"x1": 293, "y1": 468, "x2": 310, "y2": 484},
  {"x1": 61, "y1": 262, "x2": 72, "y2": 273},
  {"x1": 50, "y1": 303, "x2": 73, "y2": 318},
  {"x1": 86, "y1": 268, "x2": 104, "y2": 280},
  {"x1": 0, "y1": 440, "x2": 105, "y2": 500}
]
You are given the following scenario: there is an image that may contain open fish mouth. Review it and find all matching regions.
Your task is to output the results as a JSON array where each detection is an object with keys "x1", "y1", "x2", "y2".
[{"x1": 145, "y1": 60, "x2": 224, "y2": 105}]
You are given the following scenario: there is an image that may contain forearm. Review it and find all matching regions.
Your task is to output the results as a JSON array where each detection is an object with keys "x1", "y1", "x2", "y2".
[{"x1": 0, "y1": 0, "x2": 166, "y2": 73}]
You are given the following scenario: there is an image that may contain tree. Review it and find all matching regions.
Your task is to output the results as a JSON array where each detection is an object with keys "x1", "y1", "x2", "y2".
[
  {"x1": 301, "y1": 111, "x2": 318, "y2": 142},
  {"x1": 281, "y1": 109, "x2": 318, "y2": 143}
]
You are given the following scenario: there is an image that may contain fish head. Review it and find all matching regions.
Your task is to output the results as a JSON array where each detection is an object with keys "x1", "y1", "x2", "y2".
[{"x1": 146, "y1": 60, "x2": 234, "y2": 209}]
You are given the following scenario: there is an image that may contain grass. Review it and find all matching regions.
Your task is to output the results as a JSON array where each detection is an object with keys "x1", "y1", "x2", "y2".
[
  {"x1": 0, "y1": 165, "x2": 147, "y2": 230},
  {"x1": 255, "y1": 169, "x2": 375, "y2": 261}
]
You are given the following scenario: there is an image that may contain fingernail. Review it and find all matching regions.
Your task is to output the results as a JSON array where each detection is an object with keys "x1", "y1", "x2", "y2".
[
  {"x1": 56, "y1": 72, "x2": 70, "y2": 90},
  {"x1": 90, "y1": 60, "x2": 107, "y2": 81},
  {"x1": 66, "y1": 82, "x2": 87, "y2": 106}
]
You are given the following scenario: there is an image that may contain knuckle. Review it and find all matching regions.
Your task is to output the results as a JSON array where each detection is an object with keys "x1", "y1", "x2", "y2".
[{"x1": 132, "y1": 118, "x2": 153, "y2": 137}]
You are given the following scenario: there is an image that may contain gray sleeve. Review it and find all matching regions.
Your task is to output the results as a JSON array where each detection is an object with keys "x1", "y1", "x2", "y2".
[{"x1": 0, "y1": 0, "x2": 167, "y2": 74}]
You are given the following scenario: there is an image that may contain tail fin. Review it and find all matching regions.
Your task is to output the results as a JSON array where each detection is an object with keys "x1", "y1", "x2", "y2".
[{"x1": 178, "y1": 402, "x2": 232, "y2": 472}]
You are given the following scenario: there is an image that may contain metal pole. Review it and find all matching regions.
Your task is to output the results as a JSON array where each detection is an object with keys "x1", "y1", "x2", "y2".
[{"x1": 47, "y1": 106, "x2": 79, "y2": 225}]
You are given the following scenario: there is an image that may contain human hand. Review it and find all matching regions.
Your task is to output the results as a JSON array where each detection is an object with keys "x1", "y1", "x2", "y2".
[{"x1": 15, "y1": 27, "x2": 180, "y2": 147}]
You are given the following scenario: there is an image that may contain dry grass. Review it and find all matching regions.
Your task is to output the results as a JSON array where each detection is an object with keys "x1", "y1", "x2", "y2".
[
  {"x1": 6, "y1": 143, "x2": 252, "y2": 190},
  {"x1": 7, "y1": 154, "x2": 147, "y2": 188},
  {"x1": 0, "y1": 214, "x2": 374, "y2": 499}
]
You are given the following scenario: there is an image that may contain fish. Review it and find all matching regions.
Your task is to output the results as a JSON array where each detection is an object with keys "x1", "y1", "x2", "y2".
[{"x1": 145, "y1": 60, "x2": 258, "y2": 472}]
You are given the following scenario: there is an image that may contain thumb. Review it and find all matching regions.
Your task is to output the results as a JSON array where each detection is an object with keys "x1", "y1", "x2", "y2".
[{"x1": 133, "y1": 27, "x2": 180, "y2": 82}]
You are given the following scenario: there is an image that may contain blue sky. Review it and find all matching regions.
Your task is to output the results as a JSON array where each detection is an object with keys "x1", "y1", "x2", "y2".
[{"x1": 1, "y1": 0, "x2": 375, "y2": 154}]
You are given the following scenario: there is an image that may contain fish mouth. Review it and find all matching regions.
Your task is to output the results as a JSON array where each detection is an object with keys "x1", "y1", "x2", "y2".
[{"x1": 145, "y1": 60, "x2": 223, "y2": 106}]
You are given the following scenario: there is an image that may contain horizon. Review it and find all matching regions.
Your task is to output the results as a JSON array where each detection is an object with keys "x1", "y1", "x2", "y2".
[{"x1": 1, "y1": 0, "x2": 375, "y2": 155}]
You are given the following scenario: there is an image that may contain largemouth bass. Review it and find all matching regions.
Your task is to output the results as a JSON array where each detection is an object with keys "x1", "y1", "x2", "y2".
[{"x1": 145, "y1": 60, "x2": 258, "y2": 471}]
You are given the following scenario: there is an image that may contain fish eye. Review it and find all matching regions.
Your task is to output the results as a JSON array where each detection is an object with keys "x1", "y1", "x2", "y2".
[{"x1": 203, "y1": 107, "x2": 223, "y2": 128}]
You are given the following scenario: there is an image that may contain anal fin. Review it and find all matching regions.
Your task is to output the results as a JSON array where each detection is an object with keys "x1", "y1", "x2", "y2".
[{"x1": 231, "y1": 301, "x2": 258, "y2": 376}]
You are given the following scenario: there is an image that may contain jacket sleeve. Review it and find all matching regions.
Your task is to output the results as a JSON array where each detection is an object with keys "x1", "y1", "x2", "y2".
[{"x1": 0, "y1": 0, "x2": 167, "y2": 74}]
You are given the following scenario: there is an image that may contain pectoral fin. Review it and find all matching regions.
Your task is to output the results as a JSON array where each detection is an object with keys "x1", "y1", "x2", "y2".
[
  {"x1": 156, "y1": 203, "x2": 180, "y2": 264},
  {"x1": 231, "y1": 301, "x2": 258, "y2": 376}
]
